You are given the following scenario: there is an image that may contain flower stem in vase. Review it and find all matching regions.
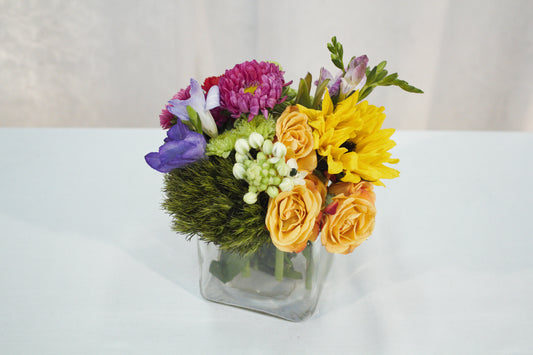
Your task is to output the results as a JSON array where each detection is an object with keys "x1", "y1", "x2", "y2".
[
  {"x1": 303, "y1": 243, "x2": 313, "y2": 290},
  {"x1": 275, "y1": 248, "x2": 284, "y2": 281},
  {"x1": 241, "y1": 259, "x2": 251, "y2": 277}
]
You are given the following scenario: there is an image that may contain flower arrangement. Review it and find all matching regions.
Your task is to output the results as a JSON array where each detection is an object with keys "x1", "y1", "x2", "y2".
[{"x1": 146, "y1": 37, "x2": 422, "y2": 286}]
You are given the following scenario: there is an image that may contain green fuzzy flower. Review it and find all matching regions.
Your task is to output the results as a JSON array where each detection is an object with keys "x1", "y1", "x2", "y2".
[
  {"x1": 162, "y1": 156, "x2": 271, "y2": 255},
  {"x1": 205, "y1": 115, "x2": 276, "y2": 158}
]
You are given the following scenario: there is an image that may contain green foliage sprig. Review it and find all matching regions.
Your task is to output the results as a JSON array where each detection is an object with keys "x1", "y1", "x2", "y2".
[
  {"x1": 326, "y1": 36, "x2": 423, "y2": 102},
  {"x1": 327, "y1": 36, "x2": 345, "y2": 73},
  {"x1": 358, "y1": 61, "x2": 424, "y2": 101},
  {"x1": 163, "y1": 156, "x2": 271, "y2": 255}
]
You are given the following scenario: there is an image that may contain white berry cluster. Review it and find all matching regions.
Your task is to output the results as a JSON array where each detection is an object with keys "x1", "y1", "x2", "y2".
[{"x1": 232, "y1": 132, "x2": 304, "y2": 204}]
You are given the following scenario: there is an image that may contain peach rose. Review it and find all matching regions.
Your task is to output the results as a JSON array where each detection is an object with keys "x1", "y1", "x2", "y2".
[
  {"x1": 306, "y1": 173, "x2": 327, "y2": 206},
  {"x1": 328, "y1": 181, "x2": 376, "y2": 204},
  {"x1": 266, "y1": 178, "x2": 323, "y2": 253},
  {"x1": 321, "y1": 187, "x2": 377, "y2": 254},
  {"x1": 276, "y1": 106, "x2": 317, "y2": 172}
]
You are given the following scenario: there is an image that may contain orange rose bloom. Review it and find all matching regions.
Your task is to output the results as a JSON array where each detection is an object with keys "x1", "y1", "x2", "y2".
[
  {"x1": 266, "y1": 178, "x2": 323, "y2": 253},
  {"x1": 276, "y1": 106, "x2": 317, "y2": 172},
  {"x1": 328, "y1": 181, "x2": 376, "y2": 204},
  {"x1": 306, "y1": 173, "x2": 327, "y2": 206},
  {"x1": 321, "y1": 183, "x2": 377, "y2": 254}
]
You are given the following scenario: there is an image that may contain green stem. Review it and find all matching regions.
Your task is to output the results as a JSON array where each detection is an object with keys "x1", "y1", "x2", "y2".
[
  {"x1": 241, "y1": 259, "x2": 250, "y2": 277},
  {"x1": 303, "y1": 243, "x2": 313, "y2": 290},
  {"x1": 305, "y1": 256, "x2": 313, "y2": 290},
  {"x1": 274, "y1": 248, "x2": 284, "y2": 281}
]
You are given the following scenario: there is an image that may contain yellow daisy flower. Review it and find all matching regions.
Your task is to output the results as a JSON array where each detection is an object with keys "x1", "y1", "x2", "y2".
[
  {"x1": 298, "y1": 90, "x2": 399, "y2": 186},
  {"x1": 298, "y1": 89, "x2": 362, "y2": 174}
]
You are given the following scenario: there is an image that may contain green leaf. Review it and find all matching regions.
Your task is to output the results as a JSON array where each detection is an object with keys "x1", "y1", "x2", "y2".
[
  {"x1": 332, "y1": 57, "x2": 344, "y2": 71},
  {"x1": 358, "y1": 86, "x2": 375, "y2": 101},
  {"x1": 209, "y1": 250, "x2": 249, "y2": 283},
  {"x1": 327, "y1": 36, "x2": 345, "y2": 72},
  {"x1": 393, "y1": 79, "x2": 424, "y2": 93},
  {"x1": 376, "y1": 60, "x2": 387, "y2": 73},
  {"x1": 295, "y1": 77, "x2": 311, "y2": 107},
  {"x1": 380, "y1": 73, "x2": 399, "y2": 85},
  {"x1": 337, "y1": 43, "x2": 343, "y2": 59},
  {"x1": 186, "y1": 105, "x2": 203, "y2": 134},
  {"x1": 271, "y1": 86, "x2": 297, "y2": 115},
  {"x1": 357, "y1": 60, "x2": 423, "y2": 100},
  {"x1": 366, "y1": 66, "x2": 378, "y2": 83},
  {"x1": 312, "y1": 78, "x2": 330, "y2": 108},
  {"x1": 375, "y1": 69, "x2": 388, "y2": 83},
  {"x1": 304, "y1": 72, "x2": 312, "y2": 92}
]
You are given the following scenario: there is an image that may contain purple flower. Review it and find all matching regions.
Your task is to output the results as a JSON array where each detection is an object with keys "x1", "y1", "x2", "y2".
[
  {"x1": 168, "y1": 79, "x2": 220, "y2": 138},
  {"x1": 315, "y1": 67, "x2": 342, "y2": 96},
  {"x1": 340, "y1": 55, "x2": 368, "y2": 94},
  {"x1": 315, "y1": 55, "x2": 368, "y2": 97},
  {"x1": 218, "y1": 60, "x2": 288, "y2": 121},
  {"x1": 145, "y1": 119, "x2": 206, "y2": 173}
]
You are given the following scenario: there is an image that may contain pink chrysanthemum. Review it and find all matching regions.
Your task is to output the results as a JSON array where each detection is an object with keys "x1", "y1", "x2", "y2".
[
  {"x1": 159, "y1": 87, "x2": 192, "y2": 129},
  {"x1": 218, "y1": 60, "x2": 287, "y2": 120},
  {"x1": 173, "y1": 86, "x2": 191, "y2": 101},
  {"x1": 159, "y1": 108, "x2": 174, "y2": 129}
]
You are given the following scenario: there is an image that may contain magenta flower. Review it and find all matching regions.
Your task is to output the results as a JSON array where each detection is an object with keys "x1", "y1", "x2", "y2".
[
  {"x1": 218, "y1": 60, "x2": 287, "y2": 120},
  {"x1": 159, "y1": 87, "x2": 191, "y2": 129},
  {"x1": 159, "y1": 108, "x2": 174, "y2": 129}
]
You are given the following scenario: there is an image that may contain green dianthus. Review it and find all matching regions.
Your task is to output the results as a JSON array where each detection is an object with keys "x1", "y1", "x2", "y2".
[{"x1": 162, "y1": 156, "x2": 271, "y2": 255}]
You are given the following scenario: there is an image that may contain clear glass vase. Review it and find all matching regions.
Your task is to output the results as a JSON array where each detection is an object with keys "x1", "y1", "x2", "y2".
[{"x1": 197, "y1": 239, "x2": 333, "y2": 321}]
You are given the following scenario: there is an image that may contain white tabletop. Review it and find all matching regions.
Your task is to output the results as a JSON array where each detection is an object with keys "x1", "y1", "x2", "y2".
[{"x1": 0, "y1": 128, "x2": 532, "y2": 354}]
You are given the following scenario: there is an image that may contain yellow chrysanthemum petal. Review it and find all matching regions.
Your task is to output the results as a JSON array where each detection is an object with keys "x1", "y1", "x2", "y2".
[
  {"x1": 327, "y1": 154, "x2": 344, "y2": 174},
  {"x1": 321, "y1": 90, "x2": 334, "y2": 116},
  {"x1": 297, "y1": 89, "x2": 399, "y2": 186}
]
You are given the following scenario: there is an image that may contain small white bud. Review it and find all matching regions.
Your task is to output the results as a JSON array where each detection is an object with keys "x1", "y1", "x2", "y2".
[
  {"x1": 286, "y1": 158, "x2": 298, "y2": 170},
  {"x1": 268, "y1": 157, "x2": 281, "y2": 164},
  {"x1": 235, "y1": 138, "x2": 250, "y2": 155},
  {"x1": 243, "y1": 191, "x2": 258, "y2": 204},
  {"x1": 276, "y1": 162, "x2": 291, "y2": 177},
  {"x1": 293, "y1": 172, "x2": 307, "y2": 186},
  {"x1": 233, "y1": 163, "x2": 246, "y2": 180},
  {"x1": 262, "y1": 140, "x2": 274, "y2": 155},
  {"x1": 272, "y1": 142, "x2": 287, "y2": 158},
  {"x1": 256, "y1": 152, "x2": 267, "y2": 163},
  {"x1": 248, "y1": 132, "x2": 265, "y2": 149},
  {"x1": 247, "y1": 163, "x2": 262, "y2": 181},
  {"x1": 279, "y1": 178, "x2": 294, "y2": 192},
  {"x1": 266, "y1": 186, "x2": 280, "y2": 198},
  {"x1": 235, "y1": 152, "x2": 247, "y2": 163}
]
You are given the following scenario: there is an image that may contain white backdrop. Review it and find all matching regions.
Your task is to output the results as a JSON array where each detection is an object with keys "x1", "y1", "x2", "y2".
[{"x1": 1, "y1": 0, "x2": 532, "y2": 130}]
